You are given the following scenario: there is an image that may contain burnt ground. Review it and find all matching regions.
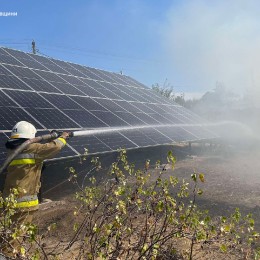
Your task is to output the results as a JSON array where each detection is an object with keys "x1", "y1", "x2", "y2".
[{"x1": 33, "y1": 143, "x2": 260, "y2": 258}]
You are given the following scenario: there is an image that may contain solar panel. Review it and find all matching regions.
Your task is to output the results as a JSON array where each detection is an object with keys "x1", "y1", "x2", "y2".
[
  {"x1": 91, "y1": 110, "x2": 129, "y2": 127},
  {"x1": 0, "y1": 75, "x2": 33, "y2": 90},
  {"x1": 132, "y1": 112, "x2": 161, "y2": 125},
  {"x1": 0, "y1": 47, "x2": 217, "y2": 161},
  {"x1": 120, "y1": 129, "x2": 157, "y2": 147},
  {"x1": 0, "y1": 89, "x2": 19, "y2": 107},
  {"x1": 51, "y1": 82, "x2": 85, "y2": 95},
  {"x1": 0, "y1": 132, "x2": 8, "y2": 165},
  {"x1": 95, "y1": 132, "x2": 137, "y2": 150},
  {"x1": 4, "y1": 89, "x2": 54, "y2": 108},
  {"x1": 29, "y1": 55, "x2": 70, "y2": 74},
  {"x1": 114, "y1": 112, "x2": 147, "y2": 126},
  {"x1": 3, "y1": 65, "x2": 42, "y2": 80},
  {"x1": 0, "y1": 50, "x2": 24, "y2": 66},
  {"x1": 41, "y1": 94, "x2": 82, "y2": 110},
  {"x1": 71, "y1": 96, "x2": 107, "y2": 111},
  {"x1": 136, "y1": 127, "x2": 172, "y2": 145},
  {"x1": 21, "y1": 78, "x2": 62, "y2": 93},
  {"x1": 68, "y1": 135, "x2": 111, "y2": 154},
  {"x1": 4, "y1": 48, "x2": 49, "y2": 71},
  {"x1": 0, "y1": 107, "x2": 43, "y2": 130},
  {"x1": 28, "y1": 108, "x2": 80, "y2": 129},
  {"x1": 64, "y1": 109, "x2": 107, "y2": 128}
]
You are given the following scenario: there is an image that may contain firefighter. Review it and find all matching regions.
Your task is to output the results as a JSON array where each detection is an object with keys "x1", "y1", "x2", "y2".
[{"x1": 0, "y1": 121, "x2": 69, "y2": 258}]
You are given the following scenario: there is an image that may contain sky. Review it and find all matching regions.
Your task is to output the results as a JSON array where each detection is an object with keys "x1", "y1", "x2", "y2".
[{"x1": 0, "y1": 0, "x2": 260, "y2": 99}]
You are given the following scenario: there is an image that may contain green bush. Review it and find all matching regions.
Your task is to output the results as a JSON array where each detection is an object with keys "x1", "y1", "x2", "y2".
[{"x1": 0, "y1": 150, "x2": 259, "y2": 259}]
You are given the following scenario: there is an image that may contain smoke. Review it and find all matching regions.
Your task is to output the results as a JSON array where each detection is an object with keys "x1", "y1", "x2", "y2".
[{"x1": 162, "y1": 0, "x2": 260, "y2": 98}]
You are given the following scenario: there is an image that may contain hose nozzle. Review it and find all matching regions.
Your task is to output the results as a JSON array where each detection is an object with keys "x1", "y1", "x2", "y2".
[{"x1": 51, "y1": 130, "x2": 74, "y2": 138}]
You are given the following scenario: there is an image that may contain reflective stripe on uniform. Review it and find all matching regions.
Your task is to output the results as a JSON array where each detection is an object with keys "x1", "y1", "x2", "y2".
[
  {"x1": 17, "y1": 195, "x2": 38, "y2": 208},
  {"x1": 16, "y1": 199, "x2": 39, "y2": 208},
  {"x1": 17, "y1": 195, "x2": 38, "y2": 202},
  {"x1": 57, "y1": 137, "x2": 66, "y2": 146},
  {"x1": 14, "y1": 153, "x2": 35, "y2": 159},
  {"x1": 0, "y1": 195, "x2": 39, "y2": 208},
  {"x1": 9, "y1": 153, "x2": 36, "y2": 166},
  {"x1": 9, "y1": 159, "x2": 36, "y2": 166}
]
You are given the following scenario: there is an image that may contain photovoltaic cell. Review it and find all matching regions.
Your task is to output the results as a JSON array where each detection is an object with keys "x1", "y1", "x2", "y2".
[
  {"x1": 69, "y1": 64, "x2": 103, "y2": 81},
  {"x1": 58, "y1": 74, "x2": 86, "y2": 85},
  {"x1": 155, "y1": 126, "x2": 197, "y2": 142},
  {"x1": 4, "y1": 90, "x2": 54, "y2": 108},
  {"x1": 4, "y1": 48, "x2": 49, "y2": 71},
  {"x1": 3, "y1": 65, "x2": 42, "y2": 80},
  {"x1": 41, "y1": 94, "x2": 82, "y2": 110},
  {"x1": 95, "y1": 132, "x2": 137, "y2": 150},
  {"x1": 0, "y1": 90, "x2": 20, "y2": 107},
  {"x1": 137, "y1": 127, "x2": 172, "y2": 145},
  {"x1": 0, "y1": 64, "x2": 13, "y2": 75},
  {"x1": 51, "y1": 59, "x2": 87, "y2": 77},
  {"x1": 71, "y1": 96, "x2": 107, "y2": 111},
  {"x1": 91, "y1": 85, "x2": 121, "y2": 100},
  {"x1": 95, "y1": 70, "x2": 118, "y2": 84},
  {"x1": 150, "y1": 113, "x2": 174, "y2": 125},
  {"x1": 34, "y1": 70, "x2": 66, "y2": 83},
  {"x1": 91, "y1": 111, "x2": 129, "y2": 127},
  {"x1": 28, "y1": 108, "x2": 80, "y2": 129},
  {"x1": 182, "y1": 126, "x2": 215, "y2": 140},
  {"x1": 115, "y1": 101, "x2": 142, "y2": 113},
  {"x1": 133, "y1": 113, "x2": 161, "y2": 125},
  {"x1": 162, "y1": 113, "x2": 185, "y2": 124},
  {"x1": 0, "y1": 107, "x2": 42, "y2": 130},
  {"x1": 114, "y1": 112, "x2": 147, "y2": 126},
  {"x1": 51, "y1": 82, "x2": 85, "y2": 95},
  {"x1": 120, "y1": 129, "x2": 157, "y2": 147},
  {"x1": 112, "y1": 74, "x2": 131, "y2": 85},
  {"x1": 75, "y1": 84, "x2": 105, "y2": 97},
  {"x1": 21, "y1": 78, "x2": 62, "y2": 93},
  {"x1": 121, "y1": 88, "x2": 150, "y2": 102},
  {"x1": 69, "y1": 135, "x2": 111, "y2": 154},
  {"x1": 29, "y1": 55, "x2": 70, "y2": 74},
  {"x1": 130, "y1": 102, "x2": 156, "y2": 114},
  {"x1": 94, "y1": 99, "x2": 126, "y2": 112},
  {"x1": 112, "y1": 89, "x2": 134, "y2": 101},
  {"x1": 0, "y1": 50, "x2": 23, "y2": 66},
  {"x1": 64, "y1": 109, "x2": 107, "y2": 128},
  {"x1": 0, "y1": 75, "x2": 32, "y2": 90}
]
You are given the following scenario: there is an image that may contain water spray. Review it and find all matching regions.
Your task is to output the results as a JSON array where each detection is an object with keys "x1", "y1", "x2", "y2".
[{"x1": 0, "y1": 123, "x2": 219, "y2": 175}]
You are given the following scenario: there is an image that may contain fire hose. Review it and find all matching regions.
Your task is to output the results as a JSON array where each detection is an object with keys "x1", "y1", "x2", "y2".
[{"x1": 0, "y1": 130, "x2": 74, "y2": 175}]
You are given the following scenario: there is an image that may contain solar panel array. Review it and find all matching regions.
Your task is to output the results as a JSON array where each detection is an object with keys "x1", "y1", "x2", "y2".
[{"x1": 0, "y1": 47, "x2": 216, "y2": 163}]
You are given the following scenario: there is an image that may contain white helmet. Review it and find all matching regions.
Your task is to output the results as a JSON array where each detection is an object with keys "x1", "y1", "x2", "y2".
[{"x1": 10, "y1": 121, "x2": 37, "y2": 139}]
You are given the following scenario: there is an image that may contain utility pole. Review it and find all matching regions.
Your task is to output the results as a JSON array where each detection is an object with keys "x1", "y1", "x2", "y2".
[{"x1": 32, "y1": 40, "x2": 36, "y2": 54}]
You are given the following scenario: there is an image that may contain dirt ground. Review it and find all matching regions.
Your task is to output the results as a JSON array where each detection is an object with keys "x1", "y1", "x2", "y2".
[{"x1": 34, "y1": 144, "x2": 260, "y2": 259}]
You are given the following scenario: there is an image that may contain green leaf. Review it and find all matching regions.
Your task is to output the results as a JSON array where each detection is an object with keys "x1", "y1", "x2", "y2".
[
  {"x1": 199, "y1": 173, "x2": 205, "y2": 182},
  {"x1": 191, "y1": 173, "x2": 197, "y2": 182},
  {"x1": 220, "y1": 244, "x2": 227, "y2": 252},
  {"x1": 20, "y1": 246, "x2": 26, "y2": 256},
  {"x1": 197, "y1": 189, "x2": 203, "y2": 195}
]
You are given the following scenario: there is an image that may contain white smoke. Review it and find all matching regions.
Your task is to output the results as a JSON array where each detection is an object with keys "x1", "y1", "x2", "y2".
[{"x1": 162, "y1": 0, "x2": 260, "y2": 98}]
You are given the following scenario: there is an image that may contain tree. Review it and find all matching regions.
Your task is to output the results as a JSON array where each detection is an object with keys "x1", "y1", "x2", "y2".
[{"x1": 152, "y1": 80, "x2": 191, "y2": 107}]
